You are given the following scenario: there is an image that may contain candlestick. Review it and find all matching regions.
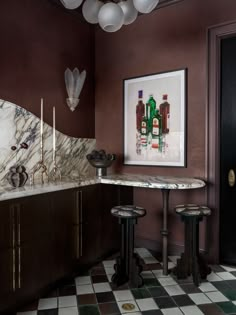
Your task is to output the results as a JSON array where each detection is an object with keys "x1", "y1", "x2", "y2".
[
  {"x1": 52, "y1": 106, "x2": 61, "y2": 182},
  {"x1": 40, "y1": 98, "x2": 44, "y2": 161},
  {"x1": 40, "y1": 98, "x2": 43, "y2": 136},
  {"x1": 31, "y1": 98, "x2": 48, "y2": 185},
  {"x1": 53, "y1": 106, "x2": 56, "y2": 161}
]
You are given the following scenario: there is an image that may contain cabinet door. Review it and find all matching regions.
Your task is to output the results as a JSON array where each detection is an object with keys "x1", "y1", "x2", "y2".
[
  {"x1": 51, "y1": 189, "x2": 78, "y2": 280},
  {"x1": 15, "y1": 194, "x2": 53, "y2": 300},
  {"x1": 79, "y1": 184, "x2": 101, "y2": 265},
  {"x1": 0, "y1": 201, "x2": 15, "y2": 313}
]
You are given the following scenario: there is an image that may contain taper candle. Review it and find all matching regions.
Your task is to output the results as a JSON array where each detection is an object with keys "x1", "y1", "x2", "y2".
[
  {"x1": 40, "y1": 98, "x2": 43, "y2": 136},
  {"x1": 53, "y1": 106, "x2": 56, "y2": 154}
]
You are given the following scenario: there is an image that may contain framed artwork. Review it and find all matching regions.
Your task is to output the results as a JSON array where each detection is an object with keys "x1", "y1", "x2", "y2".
[{"x1": 123, "y1": 69, "x2": 186, "y2": 167}]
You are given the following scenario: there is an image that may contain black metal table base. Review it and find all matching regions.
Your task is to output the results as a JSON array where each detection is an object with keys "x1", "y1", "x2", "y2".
[{"x1": 111, "y1": 217, "x2": 144, "y2": 288}]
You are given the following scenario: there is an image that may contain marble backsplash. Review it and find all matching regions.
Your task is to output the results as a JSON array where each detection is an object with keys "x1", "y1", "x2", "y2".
[{"x1": 0, "y1": 99, "x2": 96, "y2": 185}]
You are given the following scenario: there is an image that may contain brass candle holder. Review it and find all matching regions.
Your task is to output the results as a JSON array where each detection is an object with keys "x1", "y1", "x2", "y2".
[
  {"x1": 31, "y1": 98, "x2": 49, "y2": 185},
  {"x1": 51, "y1": 106, "x2": 61, "y2": 182},
  {"x1": 51, "y1": 158, "x2": 61, "y2": 182}
]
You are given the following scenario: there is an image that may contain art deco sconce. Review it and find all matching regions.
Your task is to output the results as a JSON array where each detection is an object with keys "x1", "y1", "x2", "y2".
[{"x1": 64, "y1": 67, "x2": 86, "y2": 111}]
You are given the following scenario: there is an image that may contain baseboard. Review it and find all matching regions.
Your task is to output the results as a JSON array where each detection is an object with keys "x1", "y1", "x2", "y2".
[{"x1": 135, "y1": 237, "x2": 207, "y2": 257}]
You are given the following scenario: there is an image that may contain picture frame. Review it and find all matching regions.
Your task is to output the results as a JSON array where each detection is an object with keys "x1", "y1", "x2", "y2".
[{"x1": 123, "y1": 69, "x2": 186, "y2": 167}]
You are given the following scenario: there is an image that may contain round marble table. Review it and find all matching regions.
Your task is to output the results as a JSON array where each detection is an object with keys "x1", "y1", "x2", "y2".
[{"x1": 100, "y1": 174, "x2": 206, "y2": 275}]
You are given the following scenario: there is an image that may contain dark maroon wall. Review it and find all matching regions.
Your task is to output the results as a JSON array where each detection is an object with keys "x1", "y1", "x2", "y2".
[
  {"x1": 0, "y1": 0, "x2": 95, "y2": 138},
  {"x1": 95, "y1": 0, "x2": 236, "y2": 259}
]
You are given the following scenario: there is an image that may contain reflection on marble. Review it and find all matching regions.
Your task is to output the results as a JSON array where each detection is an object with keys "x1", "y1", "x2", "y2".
[{"x1": 0, "y1": 99, "x2": 96, "y2": 184}]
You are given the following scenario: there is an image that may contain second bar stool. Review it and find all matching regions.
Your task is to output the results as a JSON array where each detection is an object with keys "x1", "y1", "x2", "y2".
[
  {"x1": 111, "y1": 205, "x2": 146, "y2": 288},
  {"x1": 174, "y1": 204, "x2": 211, "y2": 286}
]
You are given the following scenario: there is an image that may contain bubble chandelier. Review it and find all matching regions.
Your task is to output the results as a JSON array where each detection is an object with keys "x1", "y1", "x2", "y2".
[{"x1": 60, "y1": 0, "x2": 160, "y2": 32}]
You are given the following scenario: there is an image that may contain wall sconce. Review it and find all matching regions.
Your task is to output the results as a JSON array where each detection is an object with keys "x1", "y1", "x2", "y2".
[{"x1": 64, "y1": 67, "x2": 86, "y2": 112}]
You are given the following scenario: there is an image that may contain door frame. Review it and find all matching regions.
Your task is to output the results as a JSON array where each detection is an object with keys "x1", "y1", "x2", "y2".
[{"x1": 208, "y1": 20, "x2": 236, "y2": 263}]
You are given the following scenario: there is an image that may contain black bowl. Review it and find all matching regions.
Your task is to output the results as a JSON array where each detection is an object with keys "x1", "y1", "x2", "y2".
[{"x1": 87, "y1": 158, "x2": 114, "y2": 168}]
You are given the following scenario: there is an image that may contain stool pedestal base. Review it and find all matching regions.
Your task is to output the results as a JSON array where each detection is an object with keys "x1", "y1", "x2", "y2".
[
  {"x1": 174, "y1": 216, "x2": 211, "y2": 286},
  {"x1": 111, "y1": 218, "x2": 144, "y2": 288},
  {"x1": 112, "y1": 253, "x2": 143, "y2": 288}
]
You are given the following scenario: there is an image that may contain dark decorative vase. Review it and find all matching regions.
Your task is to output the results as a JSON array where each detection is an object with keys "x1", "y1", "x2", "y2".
[{"x1": 7, "y1": 165, "x2": 28, "y2": 188}]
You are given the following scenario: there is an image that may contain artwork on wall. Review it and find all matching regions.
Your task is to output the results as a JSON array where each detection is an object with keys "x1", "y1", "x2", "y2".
[{"x1": 123, "y1": 69, "x2": 186, "y2": 167}]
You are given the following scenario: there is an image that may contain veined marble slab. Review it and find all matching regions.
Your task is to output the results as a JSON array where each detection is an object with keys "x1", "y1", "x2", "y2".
[
  {"x1": 100, "y1": 173, "x2": 206, "y2": 190},
  {"x1": 0, "y1": 99, "x2": 96, "y2": 184},
  {"x1": 0, "y1": 173, "x2": 206, "y2": 201}
]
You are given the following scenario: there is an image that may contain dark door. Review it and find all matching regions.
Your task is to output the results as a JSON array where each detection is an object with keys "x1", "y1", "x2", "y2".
[{"x1": 220, "y1": 36, "x2": 236, "y2": 264}]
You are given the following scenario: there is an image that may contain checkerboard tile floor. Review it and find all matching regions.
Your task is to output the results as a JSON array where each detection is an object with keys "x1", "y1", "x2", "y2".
[{"x1": 16, "y1": 248, "x2": 236, "y2": 315}]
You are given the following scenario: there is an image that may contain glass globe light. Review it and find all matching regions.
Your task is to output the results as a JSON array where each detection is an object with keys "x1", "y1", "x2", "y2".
[
  {"x1": 82, "y1": 0, "x2": 103, "y2": 24},
  {"x1": 133, "y1": 0, "x2": 159, "y2": 14},
  {"x1": 60, "y1": 0, "x2": 83, "y2": 10},
  {"x1": 98, "y1": 3, "x2": 124, "y2": 32},
  {"x1": 118, "y1": 0, "x2": 138, "y2": 25}
]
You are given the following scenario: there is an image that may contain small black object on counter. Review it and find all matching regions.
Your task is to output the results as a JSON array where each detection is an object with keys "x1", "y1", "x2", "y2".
[{"x1": 7, "y1": 165, "x2": 28, "y2": 188}]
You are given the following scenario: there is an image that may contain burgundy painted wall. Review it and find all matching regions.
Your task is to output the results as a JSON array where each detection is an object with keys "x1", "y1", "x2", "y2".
[
  {"x1": 0, "y1": 0, "x2": 95, "y2": 138},
  {"x1": 95, "y1": 0, "x2": 236, "y2": 260}
]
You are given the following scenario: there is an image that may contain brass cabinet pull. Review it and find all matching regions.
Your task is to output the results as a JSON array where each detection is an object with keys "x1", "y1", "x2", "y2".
[
  {"x1": 11, "y1": 206, "x2": 16, "y2": 292},
  {"x1": 16, "y1": 205, "x2": 21, "y2": 289},
  {"x1": 79, "y1": 190, "x2": 83, "y2": 257},
  {"x1": 75, "y1": 191, "x2": 80, "y2": 259},
  {"x1": 228, "y1": 169, "x2": 235, "y2": 187}
]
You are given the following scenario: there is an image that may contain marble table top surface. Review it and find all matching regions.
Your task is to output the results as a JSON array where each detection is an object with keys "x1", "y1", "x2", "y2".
[
  {"x1": 0, "y1": 173, "x2": 206, "y2": 202},
  {"x1": 100, "y1": 173, "x2": 206, "y2": 190}
]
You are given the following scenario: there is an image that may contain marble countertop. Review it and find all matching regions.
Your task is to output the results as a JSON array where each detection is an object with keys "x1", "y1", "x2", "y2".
[
  {"x1": 0, "y1": 173, "x2": 206, "y2": 202},
  {"x1": 100, "y1": 174, "x2": 206, "y2": 190}
]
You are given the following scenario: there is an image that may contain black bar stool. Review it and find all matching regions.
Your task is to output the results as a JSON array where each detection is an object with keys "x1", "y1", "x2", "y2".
[
  {"x1": 111, "y1": 205, "x2": 146, "y2": 288},
  {"x1": 174, "y1": 204, "x2": 211, "y2": 286}
]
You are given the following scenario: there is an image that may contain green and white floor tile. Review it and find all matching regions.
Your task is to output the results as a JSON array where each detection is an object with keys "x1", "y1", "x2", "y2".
[{"x1": 16, "y1": 248, "x2": 236, "y2": 315}]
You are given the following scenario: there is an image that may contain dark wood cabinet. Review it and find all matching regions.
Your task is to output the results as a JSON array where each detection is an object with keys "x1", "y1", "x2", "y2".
[
  {"x1": 0, "y1": 183, "x2": 133, "y2": 313},
  {"x1": 77, "y1": 184, "x2": 101, "y2": 265},
  {"x1": 51, "y1": 189, "x2": 79, "y2": 280},
  {"x1": 0, "y1": 201, "x2": 15, "y2": 310},
  {"x1": 0, "y1": 195, "x2": 53, "y2": 313},
  {"x1": 18, "y1": 196, "x2": 53, "y2": 299}
]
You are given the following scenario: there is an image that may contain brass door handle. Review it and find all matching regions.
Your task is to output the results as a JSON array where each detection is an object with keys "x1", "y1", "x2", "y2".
[{"x1": 228, "y1": 169, "x2": 235, "y2": 187}]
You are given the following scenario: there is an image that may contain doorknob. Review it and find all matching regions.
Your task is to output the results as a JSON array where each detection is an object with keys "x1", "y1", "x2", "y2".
[{"x1": 228, "y1": 169, "x2": 235, "y2": 187}]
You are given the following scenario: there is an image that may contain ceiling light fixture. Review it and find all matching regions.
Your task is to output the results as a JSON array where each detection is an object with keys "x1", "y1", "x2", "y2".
[{"x1": 60, "y1": 0, "x2": 160, "y2": 32}]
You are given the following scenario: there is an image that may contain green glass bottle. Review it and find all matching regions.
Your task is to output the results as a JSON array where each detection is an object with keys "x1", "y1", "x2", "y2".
[{"x1": 146, "y1": 95, "x2": 157, "y2": 133}]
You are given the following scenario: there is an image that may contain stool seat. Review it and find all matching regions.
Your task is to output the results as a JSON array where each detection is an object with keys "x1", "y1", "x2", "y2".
[
  {"x1": 175, "y1": 204, "x2": 211, "y2": 217},
  {"x1": 174, "y1": 204, "x2": 211, "y2": 286},
  {"x1": 111, "y1": 205, "x2": 146, "y2": 219}
]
